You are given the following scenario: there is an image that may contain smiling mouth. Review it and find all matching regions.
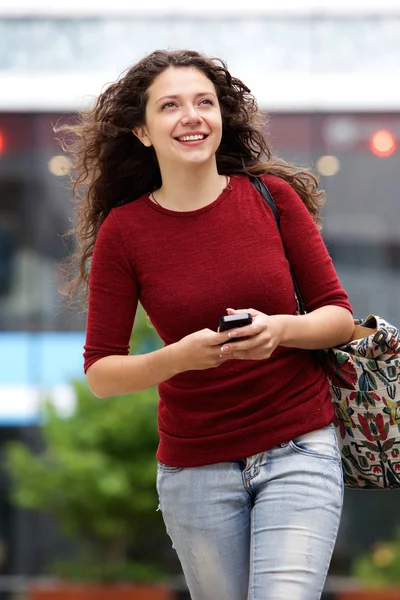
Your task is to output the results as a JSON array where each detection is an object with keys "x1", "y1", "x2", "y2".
[{"x1": 175, "y1": 134, "x2": 208, "y2": 142}]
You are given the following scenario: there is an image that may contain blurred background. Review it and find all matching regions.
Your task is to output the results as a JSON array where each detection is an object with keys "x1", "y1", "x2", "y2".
[{"x1": 0, "y1": 1, "x2": 400, "y2": 599}]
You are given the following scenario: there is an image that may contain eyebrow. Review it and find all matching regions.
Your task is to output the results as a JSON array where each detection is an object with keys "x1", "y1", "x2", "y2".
[{"x1": 155, "y1": 92, "x2": 217, "y2": 105}]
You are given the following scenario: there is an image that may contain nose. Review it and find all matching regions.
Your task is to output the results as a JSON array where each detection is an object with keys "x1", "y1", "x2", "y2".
[{"x1": 181, "y1": 104, "x2": 202, "y2": 125}]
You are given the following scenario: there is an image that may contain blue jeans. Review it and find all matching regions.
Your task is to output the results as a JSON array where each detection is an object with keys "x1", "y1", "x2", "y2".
[{"x1": 156, "y1": 424, "x2": 343, "y2": 600}]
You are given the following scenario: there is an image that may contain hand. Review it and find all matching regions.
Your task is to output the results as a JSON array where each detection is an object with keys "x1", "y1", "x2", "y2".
[
  {"x1": 218, "y1": 308, "x2": 285, "y2": 361},
  {"x1": 173, "y1": 328, "x2": 234, "y2": 372}
]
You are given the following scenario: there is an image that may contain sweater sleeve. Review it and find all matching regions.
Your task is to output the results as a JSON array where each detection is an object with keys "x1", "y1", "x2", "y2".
[
  {"x1": 262, "y1": 175, "x2": 353, "y2": 314},
  {"x1": 83, "y1": 210, "x2": 139, "y2": 373}
]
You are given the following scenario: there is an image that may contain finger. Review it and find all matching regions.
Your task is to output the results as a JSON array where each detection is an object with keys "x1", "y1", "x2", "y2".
[
  {"x1": 234, "y1": 338, "x2": 275, "y2": 357},
  {"x1": 227, "y1": 325, "x2": 262, "y2": 339},
  {"x1": 229, "y1": 348, "x2": 260, "y2": 360},
  {"x1": 230, "y1": 340, "x2": 256, "y2": 352},
  {"x1": 220, "y1": 339, "x2": 254, "y2": 354},
  {"x1": 233, "y1": 354, "x2": 263, "y2": 361},
  {"x1": 218, "y1": 346, "x2": 232, "y2": 358},
  {"x1": 228, "y1": 332, "x2": 266, "y2": 348},
  {"x1": 219, "y1": 343, "x2": 233, "y2": 356},
  {"x1": 213, "y1": 331, "x2": 238, "y2": 345}
]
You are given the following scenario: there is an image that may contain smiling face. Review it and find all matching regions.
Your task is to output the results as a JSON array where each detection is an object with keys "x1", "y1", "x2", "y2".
[{"x1": 134, "y1": 67, "x2": 223, "y2": 172}]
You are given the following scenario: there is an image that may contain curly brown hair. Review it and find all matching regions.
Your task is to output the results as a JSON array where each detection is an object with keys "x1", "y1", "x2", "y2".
[{"x1": 57, "y1": 49, "x2": 325, "y2": 303}]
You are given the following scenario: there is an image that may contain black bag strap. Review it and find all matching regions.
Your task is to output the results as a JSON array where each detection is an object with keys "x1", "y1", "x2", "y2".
[{"x1": 250, "y1": 176, "x2": 307, "y2": 315}]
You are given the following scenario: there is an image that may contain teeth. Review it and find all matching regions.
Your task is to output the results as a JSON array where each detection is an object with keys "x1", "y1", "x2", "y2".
[{"x1": 178, "y1": 135, "x2": 205, "y2": 142}]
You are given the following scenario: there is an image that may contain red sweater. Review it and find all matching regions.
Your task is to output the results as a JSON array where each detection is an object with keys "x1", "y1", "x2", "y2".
[{"x1": 84, "y1": 174, "x2": 352, "y2": 467}]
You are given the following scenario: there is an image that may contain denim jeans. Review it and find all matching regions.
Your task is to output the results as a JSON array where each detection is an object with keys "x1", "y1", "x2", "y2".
[{"x1": 156, "y1": 424, "x2": 343, "y2": 600}]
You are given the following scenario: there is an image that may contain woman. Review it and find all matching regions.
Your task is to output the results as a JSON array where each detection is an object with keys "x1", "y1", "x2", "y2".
[{"x1": 61, "y1": 49, "x2": 354, "y2": 600}]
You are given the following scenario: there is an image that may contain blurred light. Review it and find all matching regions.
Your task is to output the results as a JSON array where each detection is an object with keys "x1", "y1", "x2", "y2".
[
  {"x1": 0, "y1": 131, "x2": 4, "y2": 154},
  {"x1": 370, "y1": 130, "x2": 396, "y2": 157},
  {"x1": 48, "y1": 155, "x2": 72, "y2": 176},
  {"x1": 316, "y1": 155, "x2": 340, "y2": 177},
  {"x1": 372, "y1": 544, "x2": 395, "y2": 568},
  {"x1": 323, "y1": 118, "x2": 358, "y2": 149}
]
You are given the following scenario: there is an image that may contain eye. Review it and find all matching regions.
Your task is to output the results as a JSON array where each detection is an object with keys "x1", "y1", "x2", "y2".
[
  {"x1": 161, "y1": 102, "x2": 177, "y2": 110},
  {"x1": 199, "y1": 98, "x2": 213, "y2": 106}
]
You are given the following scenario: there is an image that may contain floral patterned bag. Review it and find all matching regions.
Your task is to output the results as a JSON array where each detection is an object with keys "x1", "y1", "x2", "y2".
[
  {"x1": 251, "y1": 177, "x2": 400, "y2": 490},
  {"x1": 321, "y1": 316, "x2": 400, "y2": 490}
]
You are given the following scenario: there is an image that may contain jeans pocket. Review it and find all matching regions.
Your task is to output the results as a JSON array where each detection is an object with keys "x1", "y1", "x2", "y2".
[
  {"x1": 157, "y1": 460, "x2": 184, "y2": 474},
  {"x1": 289, "y1": 425, "x2": 341, "y2": 463}
]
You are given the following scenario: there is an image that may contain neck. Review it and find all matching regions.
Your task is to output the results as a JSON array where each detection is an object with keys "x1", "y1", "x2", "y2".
[{"x1": 154, "y1": 161, "x2": 228, "y2": 211}]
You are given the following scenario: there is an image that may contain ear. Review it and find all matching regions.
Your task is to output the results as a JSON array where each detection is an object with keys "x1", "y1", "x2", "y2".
[{"x1": 132, "y1": 125, "x2": 152, "y2": 147}]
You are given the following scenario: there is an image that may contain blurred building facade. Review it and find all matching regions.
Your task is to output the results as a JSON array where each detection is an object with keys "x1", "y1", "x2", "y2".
[{"x1": 0, "y1": 0, "x2": 399, "y2": 591}]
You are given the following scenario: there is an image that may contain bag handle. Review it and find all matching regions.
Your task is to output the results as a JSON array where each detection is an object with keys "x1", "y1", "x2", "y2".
[{"x1": 250, "y1": 176, "x2": 307, "y2": 315}]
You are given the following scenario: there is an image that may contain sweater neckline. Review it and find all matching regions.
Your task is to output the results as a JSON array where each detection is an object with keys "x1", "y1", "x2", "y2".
[{"x1": 142, "y1": 175, "x2": 237, "y2": 217}]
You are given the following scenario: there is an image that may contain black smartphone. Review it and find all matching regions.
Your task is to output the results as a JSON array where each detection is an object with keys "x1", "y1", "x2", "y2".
[{"x1": 219, "y1": 313, "x2": 252, "y2": 341}]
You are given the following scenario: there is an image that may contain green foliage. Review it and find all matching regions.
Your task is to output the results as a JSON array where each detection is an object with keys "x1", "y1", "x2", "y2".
[
  {"x1": 352, "y1": 530, "x2": 400, "y2": 587},
  {"x1": 6, "y1": 305, "x2": 166, "y2": 582},
  {"x1": 6, "y1": 382, "x2": 165, "y2": 581},
  {"x1": 8, "y1": 382, "x2": 159, "y2": 533}
]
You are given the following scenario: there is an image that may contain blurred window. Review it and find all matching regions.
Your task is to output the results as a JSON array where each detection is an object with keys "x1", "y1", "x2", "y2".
[{"x1": 0, "y1": 114, "x2": 80, "y2": 331}]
